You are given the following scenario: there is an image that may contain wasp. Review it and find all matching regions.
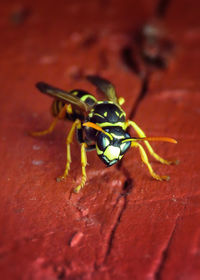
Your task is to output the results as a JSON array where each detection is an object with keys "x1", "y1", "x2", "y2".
[{"x1": 30, "y1": 76, "x2": 178, "y2": 193}]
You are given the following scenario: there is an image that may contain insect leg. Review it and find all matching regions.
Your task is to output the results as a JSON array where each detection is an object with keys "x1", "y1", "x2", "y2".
[
  {"x1": 76, "y1": 125, "x2": 84, "y2": 144},
  {"x1": 131, "y1": 142, "x2": 169, "y2": 181},
  {"x1": 58, "y1": 119, "x2": 81, "y2": 181},
  {"x1": 126, "y1": 120, "x2": 177, "y2": 165},
  {"x1": 30, "y1": 104, "x2": 72, "y2": 136},
  {"x1": 74, "y1": 142, "x2": 87, "y2": 193}
]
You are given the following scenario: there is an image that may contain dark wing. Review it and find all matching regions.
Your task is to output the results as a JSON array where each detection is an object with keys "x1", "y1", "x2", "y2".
[
  {"x1": 36, "y1": 82, "x2": 90, "y2": 112},
  {"x1": 86, "y1": 75, "x2": 118, "y2": 104}
]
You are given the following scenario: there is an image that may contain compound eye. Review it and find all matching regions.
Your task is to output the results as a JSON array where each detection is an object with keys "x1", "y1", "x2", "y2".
[
  {"x1": 97, "y1": 134, "x2": 110, "y2": 151},
  {"x1": 120, "y1": 141, "x2": 131, "y2": 154}
]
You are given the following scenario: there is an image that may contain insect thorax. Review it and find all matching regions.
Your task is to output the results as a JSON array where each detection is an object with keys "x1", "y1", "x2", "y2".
[
  {"x1": 87, "y1": 101, "x2": 126, "y2": 127},
  {"x1": 84, "y1": 101, "x2": 126, "y2": 142}
]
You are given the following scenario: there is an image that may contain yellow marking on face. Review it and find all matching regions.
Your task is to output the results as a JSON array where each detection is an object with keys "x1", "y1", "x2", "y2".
[
  {"x1": 72, "y1": 91, "x2": 78, "y2": 96},
  {"x1": 110, "y1": 133, "x2": 124, "y2": 139},
  {"x1": 103, "y1": 137, "x2": 110, "y2": 147},
  {"x1": 104, "y1": 146, "x2": 120, "y2": 160},
  {"x1": 104, "y1": 111, "x2": 108, "y2": 117},
  {"x1": 115, "y1": 111, "x2": 120, "y2": 117},
  {"x1": 96, "y1": 146, "x2": 103, "y2": 155}
]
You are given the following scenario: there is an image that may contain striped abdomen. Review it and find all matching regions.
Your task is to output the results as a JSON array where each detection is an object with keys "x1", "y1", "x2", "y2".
[{"x1": 51, "y1": 89, "x2": 97, "y2": 121}]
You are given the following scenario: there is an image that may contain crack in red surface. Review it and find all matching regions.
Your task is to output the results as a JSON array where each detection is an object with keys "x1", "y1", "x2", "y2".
[
  {"x1": 103, "y1": 179, "x2": 133, "y2": 264},
  {"x1": 98, "y1": 0, "x2": 175, "y2": 265},
  {"x1": 154, "y1": 215, "x2": 179, "y2": 279}
]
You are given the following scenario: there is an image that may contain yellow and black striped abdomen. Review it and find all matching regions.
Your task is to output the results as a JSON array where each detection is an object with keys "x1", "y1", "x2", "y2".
[
  {"x1": 51, "y1": 99, "x2": 64, "y2": 116},
  {"x1": 51, "y1": 99, "x2": 84, "y2": 121},
  {"x1": 51, "y1": 89, "x2": 97, "y2": 121}
]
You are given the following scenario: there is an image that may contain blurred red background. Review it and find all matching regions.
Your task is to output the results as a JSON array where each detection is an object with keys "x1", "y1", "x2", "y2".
[{"x1": 0, "y1": 0, "x2": 200, "y2": 279}]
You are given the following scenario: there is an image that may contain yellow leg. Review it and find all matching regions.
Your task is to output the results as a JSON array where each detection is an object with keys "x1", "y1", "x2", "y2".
[
  {"x1": 131, "y1": 142, "x2": 169, "y2": 181},
  {"x1": 126, "y1": 120, "x2": 177, "y2": 165},
  {"x1": 57, "y1": 119, "x2": 82, "y2": 181},
  {"x1": 30, "y1": 104, "x2": 71, "y2": 136},
  {"x1": 74, "y1": 142, "x2": 87, "y2": 193}
]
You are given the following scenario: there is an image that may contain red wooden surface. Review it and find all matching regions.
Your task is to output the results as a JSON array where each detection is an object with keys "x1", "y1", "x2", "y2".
[{"x1": 0, "y1": 0, "x2": 200, "y2": 279}]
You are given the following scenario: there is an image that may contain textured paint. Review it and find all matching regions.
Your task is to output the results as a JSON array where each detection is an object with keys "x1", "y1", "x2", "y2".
[{"x1": 0, "y1": 0, "x2": 200, "y2": 279}]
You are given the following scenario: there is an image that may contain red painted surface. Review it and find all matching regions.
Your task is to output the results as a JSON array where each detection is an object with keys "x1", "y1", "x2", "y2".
[{"x1": 0, "y1": 0, "x2": 200, "y2": 279}]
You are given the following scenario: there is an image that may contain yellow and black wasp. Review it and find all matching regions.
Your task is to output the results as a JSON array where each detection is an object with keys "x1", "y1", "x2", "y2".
[{"x1": 30, "y1": 76, "x2": 178, "y2": 193}]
